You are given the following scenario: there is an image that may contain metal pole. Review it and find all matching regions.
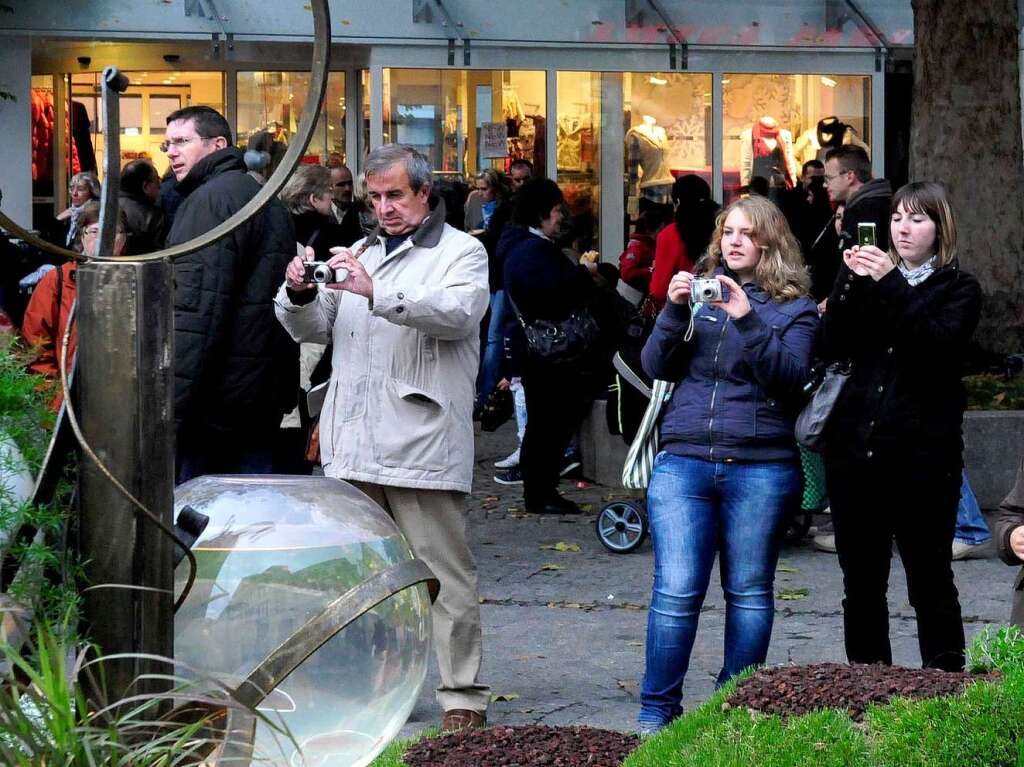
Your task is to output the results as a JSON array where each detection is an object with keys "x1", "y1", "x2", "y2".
[{"x1": 77, "y1": 260, "x2": 175, "y2": 704}]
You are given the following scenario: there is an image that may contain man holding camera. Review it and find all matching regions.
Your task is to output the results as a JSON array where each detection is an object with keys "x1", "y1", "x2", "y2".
[{"x1": 274, "y1": 144, "x2": 491, "y2": 732}]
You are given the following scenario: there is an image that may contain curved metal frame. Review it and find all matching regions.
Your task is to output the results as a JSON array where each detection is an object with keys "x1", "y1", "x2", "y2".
[{"x1": 0, "y1": 0, "x2": 331, "y2": 265}]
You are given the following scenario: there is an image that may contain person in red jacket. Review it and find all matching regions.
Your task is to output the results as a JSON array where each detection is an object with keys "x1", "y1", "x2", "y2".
[
  {"x1": 22, "y1": 202, "x2": 125, "y2": 406},
  {"x1": 649, "y1": 175, "x2": 720, "y2": 311},
  {"x1": 619, "y1": 210, "x2": 658, "y2": 295}
]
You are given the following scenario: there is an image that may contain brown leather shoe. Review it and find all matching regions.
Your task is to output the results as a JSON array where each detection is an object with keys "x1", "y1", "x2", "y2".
[{"x1": 441, "y1": 708, "x2": 486, "y2": 733}]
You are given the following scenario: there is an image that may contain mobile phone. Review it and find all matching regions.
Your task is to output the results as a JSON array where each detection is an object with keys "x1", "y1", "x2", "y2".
[{"x1": 857, "y1": 222, "x2": 876, "y2": 248}]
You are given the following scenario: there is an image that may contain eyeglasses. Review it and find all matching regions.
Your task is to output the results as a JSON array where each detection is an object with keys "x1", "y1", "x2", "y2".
[{"x1": 159, "y1": 135, "x2": 209, "y2": 153}]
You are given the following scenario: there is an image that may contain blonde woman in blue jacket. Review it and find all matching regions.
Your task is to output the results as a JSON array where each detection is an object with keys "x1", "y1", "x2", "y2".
[{"x1": 638, "y1": 195, "x2": 818, "y2": 734}]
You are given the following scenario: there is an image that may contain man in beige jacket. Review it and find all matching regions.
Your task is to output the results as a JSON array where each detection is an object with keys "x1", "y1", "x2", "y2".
[{"x1": 275, "y1": 144, "x2": 491, "y2": 731}]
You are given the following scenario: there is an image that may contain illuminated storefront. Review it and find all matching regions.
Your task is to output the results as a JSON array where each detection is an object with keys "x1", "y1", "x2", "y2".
[{"x1": 3, "y1": 1, "x2": 912, "y2": 255}]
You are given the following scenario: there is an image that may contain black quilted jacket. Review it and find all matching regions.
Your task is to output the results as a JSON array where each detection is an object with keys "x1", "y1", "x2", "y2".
[{"x1": 167, "y1": 147, "x2": 298, "y2": 439}]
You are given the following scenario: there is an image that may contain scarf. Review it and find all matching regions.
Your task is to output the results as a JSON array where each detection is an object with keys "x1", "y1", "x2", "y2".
[
  {"x1": 752, "y1": 118, "x2": 780, "y2": 158},
  {"x1": 899, "y1": 255, "x2": 938, "y2": 286}
]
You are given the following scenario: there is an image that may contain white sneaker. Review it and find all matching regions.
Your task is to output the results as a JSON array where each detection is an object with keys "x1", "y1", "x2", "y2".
[
  {"x1": 951, "y1": 539, "x2": 992, "y2": 561},
  {"x1": 494, "y1": 448, "x2": 520, "y2": 469}
]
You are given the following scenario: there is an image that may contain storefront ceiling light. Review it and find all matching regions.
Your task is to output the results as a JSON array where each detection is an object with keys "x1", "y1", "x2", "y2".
[
  {"x1": 721, "y1": 78, "x2": 731, "y2": 84},
  {"x1": 820, "y1": 76, "x2": 837, "y2": 88},
  {"x1": 648, "y1": 76, "x2": 667, "y2": 85}
]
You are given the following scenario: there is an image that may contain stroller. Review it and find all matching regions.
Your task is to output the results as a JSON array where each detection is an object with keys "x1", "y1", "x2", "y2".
[{"x1": 594, "y1": 346, "x2": 820, "y2": 554}]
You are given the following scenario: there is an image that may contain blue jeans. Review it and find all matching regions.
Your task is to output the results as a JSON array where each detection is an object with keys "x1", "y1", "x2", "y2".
[
  {"x1": 639, "y1": 453, "x2": 800, "y2": 728},
  {"x1": 955, "y1": 470, "x2": 991, "y2": 545},
  {"x1": 476, "y1": 290, "x2": 509, "y2": 408}
]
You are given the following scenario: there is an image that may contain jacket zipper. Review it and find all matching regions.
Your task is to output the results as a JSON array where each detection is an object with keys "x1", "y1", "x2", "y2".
[{"x1": 707, "y1": 317, "x2": 730, "y2": 461}]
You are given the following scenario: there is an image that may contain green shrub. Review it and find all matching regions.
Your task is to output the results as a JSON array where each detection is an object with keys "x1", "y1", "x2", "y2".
[
  {"x1": 965, "y1": 374, "x2": 1024, "y2": 411},
  {"x1": 966, "y1": 625, "x2": 1024, "y2": 674}
]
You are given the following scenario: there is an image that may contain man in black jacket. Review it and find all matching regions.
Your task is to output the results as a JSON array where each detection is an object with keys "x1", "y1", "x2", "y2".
[
  {"x1": 119, "y1": 159, "x2": 167, "y2": 256},
  {"x1": 163, "y1": 106, "x2": 298, "y2": 483},
  {"x1": 824, "y1": 145, "x2": 892, "y2": 256}
]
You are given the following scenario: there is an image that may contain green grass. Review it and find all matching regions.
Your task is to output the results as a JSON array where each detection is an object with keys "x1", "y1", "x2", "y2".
[
  {"x1": 625, "y1": 628, "x2": 1024, "y2": 767},
  {"x1": 370, "y1": 727, "x2": 436, "y2": 767}
]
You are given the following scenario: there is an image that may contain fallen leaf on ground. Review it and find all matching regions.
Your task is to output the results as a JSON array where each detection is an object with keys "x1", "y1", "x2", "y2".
[
  {"x1": 777, "y1": 562, "x2": 799, "y2": 573},
  {"x1": 491, "y1": 692, "x2": 520, "y2": 702},
  {"x1": 627, "y1": 641, "x2": 643, "y2": 647},
  {"x1": 540, "y1": 564, "x2": 564, "y2": 571},
  {"x1": 777, "y1": 588, "x2": 809, "y2": 600},
  {"x1": 539, "y1": 541, "x2": 581, "y2": 552},
  {"x1": 579, "y1": 504, "x2": 593, "y2": 512}
]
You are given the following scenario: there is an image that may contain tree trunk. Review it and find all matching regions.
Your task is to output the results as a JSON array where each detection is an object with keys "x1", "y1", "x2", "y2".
[{"x1": 911, "y1": 0, "x2": 1024, "y2": 354}]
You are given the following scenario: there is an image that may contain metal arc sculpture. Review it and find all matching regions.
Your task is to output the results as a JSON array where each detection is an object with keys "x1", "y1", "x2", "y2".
[{"x1": 0, "y1": 0, "x2": 330, "y2": 266}]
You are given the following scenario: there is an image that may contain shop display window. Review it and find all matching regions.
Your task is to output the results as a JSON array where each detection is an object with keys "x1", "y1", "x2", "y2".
[
  {"x1": 237, "y1": 71, "x2": 346, "y2": 169},
  {"x1": 71, "y1": 71, "x2": 224, "y2": 181},
  {"x1": 556, "y1": 72, "x2": 601, "y2": 255},
  {"x1": 723, "y1": 73, "x2": 871, "y2": 204},
  {"x1": 623, "y1": 71, "x2": 712, "y2": 240},
  {"x1": 383, "y1": 69, "x2": 546, "y2": 180}
]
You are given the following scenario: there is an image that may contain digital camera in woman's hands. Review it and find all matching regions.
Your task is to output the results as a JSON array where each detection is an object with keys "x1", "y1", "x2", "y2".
[{"x1": 690, "y1": 278, "x2": 730, "y2": 305}]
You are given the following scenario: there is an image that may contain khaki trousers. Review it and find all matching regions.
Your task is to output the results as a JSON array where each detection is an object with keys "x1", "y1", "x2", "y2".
[{"x1": 355, "y1": 482, "x2": 490, "y2": 713}]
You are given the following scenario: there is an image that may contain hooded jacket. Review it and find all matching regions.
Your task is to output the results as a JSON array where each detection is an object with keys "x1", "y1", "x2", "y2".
[
  {"x1": 167, "y1": 147, "x2": 298, "y2": 439},
  {"x1": 274, "y1": 198, "x2": 489, "y2": 493},
  {"x1": 838, "y1": 177, "x2": 892, "y2": 254},
  {"x1": 642, "y1": 273, "x2": 819, "y2": 463}
]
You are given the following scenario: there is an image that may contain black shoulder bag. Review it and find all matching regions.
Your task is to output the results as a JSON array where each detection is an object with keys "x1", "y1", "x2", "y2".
[{"x1": 506, "y1": 292, "x2": 601, "y2": 365}]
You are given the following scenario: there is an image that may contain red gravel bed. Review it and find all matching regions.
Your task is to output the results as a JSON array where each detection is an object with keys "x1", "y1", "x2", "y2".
[
  {"x1": 726, "y1": 662, "x2": 998, "y2": 721},
  {"x1": 401, "y1": 724, "x2": 640, "y2": 767}
]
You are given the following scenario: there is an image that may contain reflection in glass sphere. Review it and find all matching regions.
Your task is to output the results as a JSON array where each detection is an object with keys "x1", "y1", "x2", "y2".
[{"x1": 173, "y1": 476, "x2": 432, "y2": 767}]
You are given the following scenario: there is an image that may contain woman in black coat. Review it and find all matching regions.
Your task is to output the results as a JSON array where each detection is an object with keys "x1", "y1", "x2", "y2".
[
  {"x1": 502, "y1": 178, "x2": 597, "y2": 515},
  {"x1": 819, "y1": 181, "x2": 982, "y2": 672},
  {"x1": 279, "y1": 164, "x2": 349, "y2": 261}
]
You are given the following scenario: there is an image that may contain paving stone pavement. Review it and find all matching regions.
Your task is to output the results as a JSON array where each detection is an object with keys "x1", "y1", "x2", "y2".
[{"x1": 397, "y1": 422, "x2": 1018, "y2": 738}]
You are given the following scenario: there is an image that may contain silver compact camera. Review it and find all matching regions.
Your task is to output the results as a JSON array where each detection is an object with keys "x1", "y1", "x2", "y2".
[
  {"x1": 691, "y1": 277, "x2": 724, "y2": 304},
  {"x1": 303, "y1": 261, "x2": 348, "y2": 284}
]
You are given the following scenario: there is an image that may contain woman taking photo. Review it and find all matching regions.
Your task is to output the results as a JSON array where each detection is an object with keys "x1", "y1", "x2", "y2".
[
  {"x1": 638, "y1": 195, "x2": 818, "y2": 733},
  {"x1": 820, "y1": 181, "x2": 981, "y2": 672}
]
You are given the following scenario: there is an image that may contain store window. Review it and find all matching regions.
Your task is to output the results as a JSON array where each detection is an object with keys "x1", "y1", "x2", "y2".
[
  {"x1": 556, "y1": 72, "x2": 601, "y2": 255},
  {"x1": 623, "y1": 72, "x2": 712, "y2": 236},
  {"x1": 723, "y1": 73, "x2": 871, "y2": 204},
  {"x1": 237, "y1": 71, "x2": 346, "y2": 170},
  {"x1": 70, "y1": 71, "x2": 224, "y2": 181},
  {"x1": 383, "y1": 69, "x2": 546, "y2": 180}
]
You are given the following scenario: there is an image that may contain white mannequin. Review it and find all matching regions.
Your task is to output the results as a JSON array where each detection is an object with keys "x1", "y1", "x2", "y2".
[
  {"x1": 739, "y1": 116, "x2": 797, "y2": 188},
  {"x1": 627, "y1": 115, "x2": 674, "y2": 205}
]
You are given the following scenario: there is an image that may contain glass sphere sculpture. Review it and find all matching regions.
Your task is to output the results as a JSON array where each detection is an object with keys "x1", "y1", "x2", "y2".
[{"x1": 173, "y1": 475, "x2": 432, "y2": 767}]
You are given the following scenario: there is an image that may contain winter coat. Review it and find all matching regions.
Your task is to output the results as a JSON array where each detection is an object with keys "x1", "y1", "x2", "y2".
[
  {"x1": 838, "y1": 178, "x2": 892, "y2": 254},
  {"x1": 641, "y1": 273, "x2": 819, "y2": 463},
  {"x1": 994, "y1": 458, "x2": 1024, "y2": 628},
  {"x1": 819, "y1": 260, "x2": 981, "y2": 465},
  {"x1": 168, "y1": 147, "x2": 298, "y2": 439},
  {"x1": 290, "y1": 209, "x2": 350, "y2": 262},
  {"x1": 21, "y1": 262, "x2": 76, "y2": 382},
  {"x1": 274, "y1": 198, "x2": 489, "y2": 493},
  {"x1": 619, "y1": 232, "x2": 655, "y2": 293},
  {"x1": 119, "y1": 193, "x2": 167, "y2": 256}
]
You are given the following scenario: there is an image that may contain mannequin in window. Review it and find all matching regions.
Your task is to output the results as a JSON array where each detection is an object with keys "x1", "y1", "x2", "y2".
[
  {"x1": 627, "y1": 115, "x2": 675, "y2": 207},
  {"x1": 794, "y1": 116, "x2": 870, "y2": 165},
  {"x1": 739, "y1": 115, "x2": 796, "y2": 190}
]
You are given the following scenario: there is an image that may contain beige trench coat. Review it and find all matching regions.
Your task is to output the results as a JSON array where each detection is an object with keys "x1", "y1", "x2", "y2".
[
  {"x1": 275, "y1": 204, "x2": 488, "y2": 493},
  {"x1": 994, "y1": 458, "x2": 1024, "y2": 628}
]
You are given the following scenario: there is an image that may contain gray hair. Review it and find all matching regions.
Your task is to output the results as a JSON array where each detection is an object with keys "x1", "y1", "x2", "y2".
[
  {"x1": 69, "y1": 171, "x2": 101, "y2": 200},
  {"x1": 279, "y1": 164, "x2": 332, "y2": 215},
  {"x1": 364, "y1": 143, "x2": 433, "y2": 193}
]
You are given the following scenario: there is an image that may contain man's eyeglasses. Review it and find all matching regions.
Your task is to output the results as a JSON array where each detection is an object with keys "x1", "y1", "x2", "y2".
[{"x1": 159, "y1": 135, "x2": 209, "y2": 153}]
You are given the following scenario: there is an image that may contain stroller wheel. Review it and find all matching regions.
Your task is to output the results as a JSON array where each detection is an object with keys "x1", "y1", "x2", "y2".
[{"x1": 596, "y1": 500, "x2": 647, "y2": 553}]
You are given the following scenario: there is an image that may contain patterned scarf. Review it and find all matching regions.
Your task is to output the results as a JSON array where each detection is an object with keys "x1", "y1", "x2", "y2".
[
  {"x1": 898, "y1": 255, "x2": 938, "y2": 287},
  {"x1": 752, "y1": 118, "x2": 780, "y2": 158}
]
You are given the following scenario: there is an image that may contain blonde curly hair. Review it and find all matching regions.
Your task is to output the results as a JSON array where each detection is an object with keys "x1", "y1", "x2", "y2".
[{"x1": 702, "y1": 195, "x2": 811, "y2": 302}]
